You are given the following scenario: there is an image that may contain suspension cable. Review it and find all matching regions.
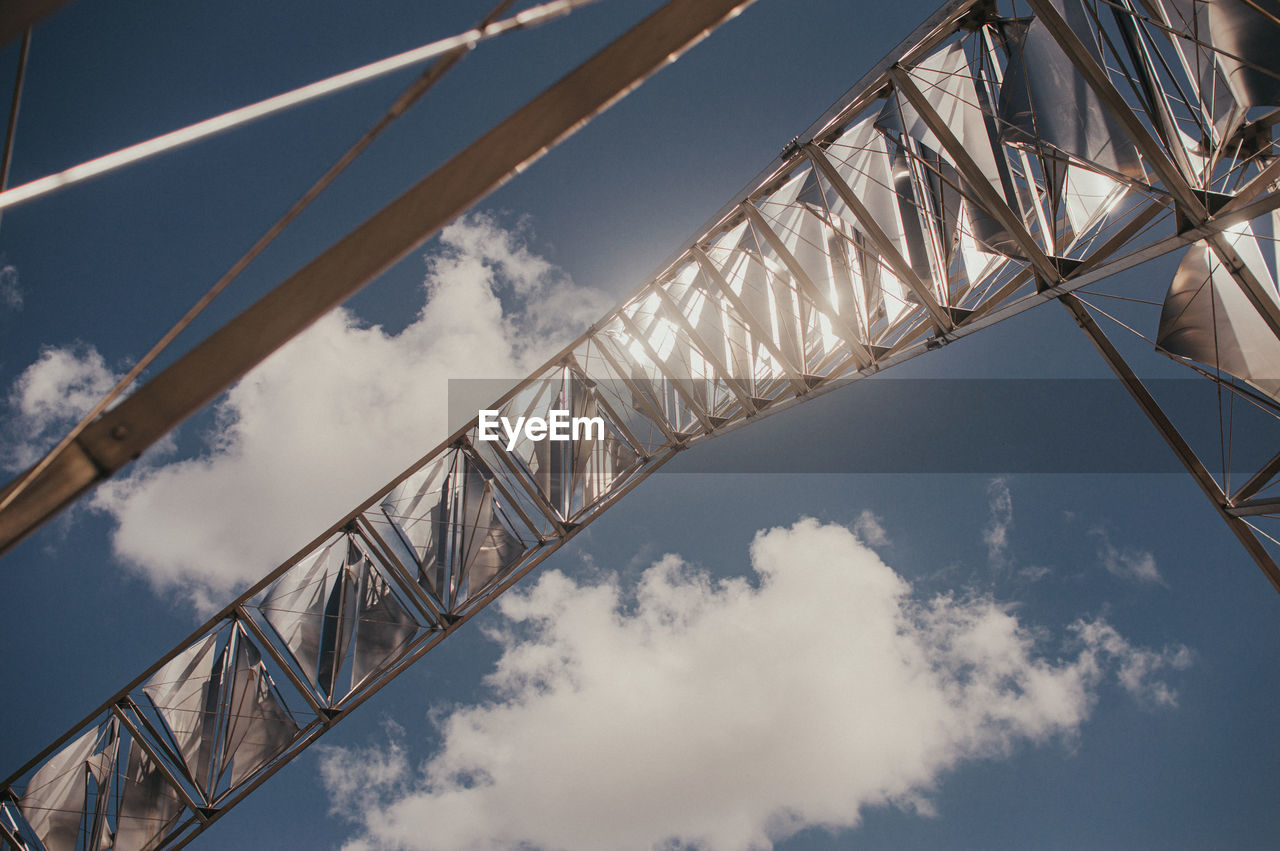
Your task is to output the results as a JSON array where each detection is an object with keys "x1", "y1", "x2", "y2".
[{"x1": 0, "y1": 0, "x2": 600, "y2": 213}]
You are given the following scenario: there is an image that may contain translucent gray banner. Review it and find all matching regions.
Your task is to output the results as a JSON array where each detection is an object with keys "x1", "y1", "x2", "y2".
[{"x1": 448, "y1": 378, "x2": 1276, "y2": 474}]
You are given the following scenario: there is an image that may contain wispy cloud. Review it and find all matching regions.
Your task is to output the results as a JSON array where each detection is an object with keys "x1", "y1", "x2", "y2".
[
  {"x1": 0, "y1": 263, "x2": 20, "y2": 313},
  {"x1": 983, "y1": 476, "x2": 1013, "y2": 567},
  {"x1": 321, "y1": 517, "x2": 1188, "y2": 851},
  {"x1": 1073, "y1": 620, "x2": 1191, "y2": 706},
  {"x1": 1092, "y1": 528, "x2": 1163, "y2": 584},
  {"x1": 1018, "y1": 565, "x2": 1051, "y2": 582},
  {"x1": 853, "y1": 508, "x2": 890, "y2": 546}
]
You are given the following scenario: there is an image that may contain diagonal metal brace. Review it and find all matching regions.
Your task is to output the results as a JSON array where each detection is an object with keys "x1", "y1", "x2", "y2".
[{"x1": 1061, "y1": 292, "x2": 1280, "y2": 593}]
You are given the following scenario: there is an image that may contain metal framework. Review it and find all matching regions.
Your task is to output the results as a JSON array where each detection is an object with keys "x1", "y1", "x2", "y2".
[{"x1": 5, "y1": 0, "x2": 1280, "y2": 847}]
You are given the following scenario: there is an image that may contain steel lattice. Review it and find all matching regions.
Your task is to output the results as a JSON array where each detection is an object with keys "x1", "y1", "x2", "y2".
[{"x1": 5, "y1": 0, "x2": 1280, "y2": 847}]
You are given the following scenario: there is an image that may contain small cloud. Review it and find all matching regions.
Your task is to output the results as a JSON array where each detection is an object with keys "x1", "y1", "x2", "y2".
[
  {"x1": 0, "y1": 263, "x2": 20, "y2": 313},
  {"x1": 1091, "y1": 528, "x2": 1163, "y2": 584},
  {"x1": 983, "y1": 477, "x2": 1013, "y2": 567},
  {"x1": 2, "y1": 343, "x2": 121, "y2": 471},
  {"x1": 853, "y1": 509, "x2": 890, "y2": 546},
  {"x1": 1018, "y1": 565, "x2": 1051, "y2": 582}
]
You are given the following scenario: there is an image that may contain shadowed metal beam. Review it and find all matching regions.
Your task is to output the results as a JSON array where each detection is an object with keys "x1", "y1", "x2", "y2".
[
  {"x1": 1227, "y1": 498, "x2": 1280, "y2": 518},
  {"x1": 0, "y1": 1, "x2": 605, "y2": 214},
  {"x1": 1223, "y1": 155, "x2": 1280, "y2": 214},
  {"x1": 1233, "y1": 450, "x2": 1280, "y2": 504},
  {"x1": 107, "y1": 703, "x2": 211, "y2": 826},
  {"x1": 0, "y1": 30, "x2": 30, "y2": 196}
]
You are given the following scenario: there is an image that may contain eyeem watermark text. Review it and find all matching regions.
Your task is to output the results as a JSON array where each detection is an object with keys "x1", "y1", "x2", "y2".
[{"x1": 477, "y1": 409, "x2": 605, "y2": 451}]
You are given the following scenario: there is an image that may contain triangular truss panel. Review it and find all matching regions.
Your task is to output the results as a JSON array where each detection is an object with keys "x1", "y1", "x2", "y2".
[
  {"x1": 2, "y1": 715, "x2": 195, "y2": 851},
  {"x1": 482, "y1": 366, "x2": 645, "y2": 522},
  {"x1": 363, "y1": 447, "x2": 538, "y2": 617},
  {"x1": 132, "y1": 622, "x2": 304, "y2": 806},
  {"x1": 252, "y1": 529, "x2": 437, "y2": 709},
  {"x1": 568, "y1": 336, "x2": 676, "y2": 457}
]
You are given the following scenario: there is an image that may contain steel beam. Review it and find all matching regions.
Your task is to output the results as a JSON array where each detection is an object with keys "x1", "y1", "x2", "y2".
[
  {"x1": 0, "y1": 812, "x2": 22, "y2": 849},
  {"x1": 1233, "y1": 450, "x2": 1280, "y2": 504},
  {"x1": 1227, "y1": 498, "x2": 1280, "y2": 518},
  {"x1": 109, "y1": 704, "x2": 209, "y2": 823},
  {"x1": 1203, "y1": 234, "x2": 1280, "y2": 340},
  {"x1": 1109, "y1": 0, "x2": 1204, "y2": 185},
  {"x1": 234, "y1": 606, "x2": 330, "y2": 716},
  {"x1": 352, "y1": 514, "x2": 451, "y2": 625},
  {"x1": 0, "y1": 0, "x2": 68, "y2": 48},
  {"x1": 0, "y1": 29, "x2": 30, "y2": 204},
  {"x1": 477, "y1": 435, "x2": 572, "y2": 537},
  {"x1": 1224, "y1": 155, "x2": 1280, "y2": 213}
]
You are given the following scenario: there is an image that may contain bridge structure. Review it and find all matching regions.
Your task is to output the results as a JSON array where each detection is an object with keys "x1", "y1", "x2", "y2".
[{"x1": 1, "y1": 0, "x2": 1279, "y2": 847}]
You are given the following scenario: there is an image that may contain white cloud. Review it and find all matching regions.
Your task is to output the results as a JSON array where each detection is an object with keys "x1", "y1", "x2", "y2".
[
  {"x1": 2, "y1": 343, "x2": 120, "y2": 471},
  {"x1": 79, "y1": 213, "x2": 610, "y2": 613},
  {"x1": 1092, "y1": 528, "x2": 1163, "y2": 584},
  {"x1": 320, "y1": 517, "x2": 1188, "y2": 851},
  {"x1": 983, "y1": 476, "x2": 1013, "y2": 567},
  {"x1": 853, "y1": 508, "x2": 890, "y2": 546}
]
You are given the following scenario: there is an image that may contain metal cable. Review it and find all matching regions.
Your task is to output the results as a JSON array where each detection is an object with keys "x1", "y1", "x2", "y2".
[{"x1": 0, "y1": 27, "x2": 31, "y2": 234}]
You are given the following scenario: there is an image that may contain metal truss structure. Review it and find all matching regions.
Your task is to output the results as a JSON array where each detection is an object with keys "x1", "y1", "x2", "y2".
[{"x1": 4, "y1": 0, "x2": 1280, "y2": 847}]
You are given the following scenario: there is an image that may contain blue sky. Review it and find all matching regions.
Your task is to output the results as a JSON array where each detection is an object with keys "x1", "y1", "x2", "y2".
[{"x1": 2, "y1": 0, "x2": 1279, "y2": 849}]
